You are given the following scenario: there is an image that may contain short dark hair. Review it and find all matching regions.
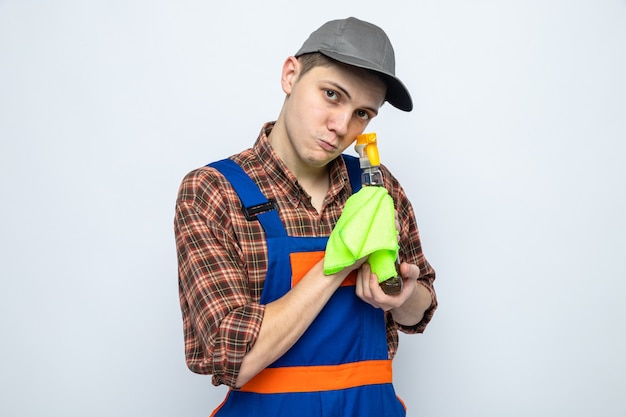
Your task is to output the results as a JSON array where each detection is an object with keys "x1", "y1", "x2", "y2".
[
  {"x1": 296, "y1": 52, "x2": 387, "y2": 91},
  {"x1": 296, "y1": 53, "x2": 334, "y2": 78}
]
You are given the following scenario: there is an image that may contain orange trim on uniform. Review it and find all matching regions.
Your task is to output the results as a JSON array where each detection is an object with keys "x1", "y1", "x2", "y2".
[
  {"x1": 239, "y1": 359, "x2": 393, "y2": 394},
  {"x1": 396, "y1": 395, "x2": 407, "y2": 410},
  {"x1": 209, "y1": 390, "x2": 231, "y2": 417},
  {"x1": 290, "y1": 251, "x2": 357, "y2": 287}
]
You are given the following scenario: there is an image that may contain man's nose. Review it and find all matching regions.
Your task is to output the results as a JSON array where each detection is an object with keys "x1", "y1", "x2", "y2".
[{"x1": 328, "y1": 108, "x2": 351, "y2": 136}]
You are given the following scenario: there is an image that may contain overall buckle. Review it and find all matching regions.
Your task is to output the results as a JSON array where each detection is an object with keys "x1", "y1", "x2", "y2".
[{"x1": 242, "y1": 199, "x2": 278, "y2": 221}]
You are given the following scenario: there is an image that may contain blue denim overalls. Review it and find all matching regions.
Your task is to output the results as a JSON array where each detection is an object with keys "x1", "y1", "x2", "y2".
[{"x1": 208, "y1": 156, "x2": 406, "y2": 417}]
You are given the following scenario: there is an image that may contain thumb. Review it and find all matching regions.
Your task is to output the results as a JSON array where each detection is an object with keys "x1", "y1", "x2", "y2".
[{"x1": 399, "y1": 262, "x2": 421, "y2": 280}]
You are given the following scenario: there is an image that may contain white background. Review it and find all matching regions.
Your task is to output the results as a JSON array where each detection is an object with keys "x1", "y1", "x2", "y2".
[{"x1": 1, "y1": 1, "x2": 625, "y2": 416}]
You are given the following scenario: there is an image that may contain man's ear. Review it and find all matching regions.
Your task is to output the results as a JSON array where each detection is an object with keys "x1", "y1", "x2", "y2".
[{"x1": 281, "y1": 56, "x2": 300, "y2": 95}]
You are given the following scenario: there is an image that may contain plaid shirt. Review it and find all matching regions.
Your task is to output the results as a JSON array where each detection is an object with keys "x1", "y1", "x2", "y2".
[{"x1": 174, "y1": 122, "x2": 437, "y2": 388}]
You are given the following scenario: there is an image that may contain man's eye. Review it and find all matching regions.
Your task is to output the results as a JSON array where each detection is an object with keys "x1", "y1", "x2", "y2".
[
  {"x1": 325, "y1": 90, "x2": 338, "y2": 100},
  {"x1": 356, "y1": 110, "x2": 370, "y2": 120}
]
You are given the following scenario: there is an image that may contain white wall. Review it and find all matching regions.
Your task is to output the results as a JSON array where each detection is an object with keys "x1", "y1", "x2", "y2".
[{"x1": 1, "y1": 1, "x2": 625, "y2": 416}]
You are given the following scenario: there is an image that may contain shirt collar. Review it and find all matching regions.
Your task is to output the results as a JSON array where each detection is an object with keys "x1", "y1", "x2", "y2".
[{"x1": 253, "y1": 122, "x2": 353, "y2": 208}]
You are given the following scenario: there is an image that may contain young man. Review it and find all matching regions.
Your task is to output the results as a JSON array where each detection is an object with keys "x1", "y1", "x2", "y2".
[{"x1": 175, "y1": 17, "x2": 437, "y2": 416}]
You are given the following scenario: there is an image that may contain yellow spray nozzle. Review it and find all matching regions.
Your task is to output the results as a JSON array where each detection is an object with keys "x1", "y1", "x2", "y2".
[{"x1": 356, "y1": 132, "x2": 380, "y2": 166}]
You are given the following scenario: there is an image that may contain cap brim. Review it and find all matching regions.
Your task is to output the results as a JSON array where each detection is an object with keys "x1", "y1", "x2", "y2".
[{"x1": 316, "y1": 50, "x2": 413, "y2": 112}]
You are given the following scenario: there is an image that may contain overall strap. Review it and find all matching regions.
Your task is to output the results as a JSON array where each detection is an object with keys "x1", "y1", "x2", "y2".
[
  {"x1": 208, "y1": 155, "x2": 361, "y2": 236},
  {"x1": 208, "y1": 159, "x2": 287, "y2": 238},
  {"x1": 342, "y1": 154, "x2": 362, "y2": 194}
]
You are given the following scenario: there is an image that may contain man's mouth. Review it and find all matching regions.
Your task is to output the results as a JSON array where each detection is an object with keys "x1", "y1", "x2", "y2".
[{"x1": 318, "y1": 138, "x2": 338, "y2": 152}]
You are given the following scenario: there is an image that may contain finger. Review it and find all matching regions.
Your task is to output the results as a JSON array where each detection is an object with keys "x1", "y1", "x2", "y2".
[
  {"x1": 362, "y1": 265, "x2": 377, "y2": 300},
  {"x1": 356, "y1": 265, "x2": 380, "y2": 308},
  {"x1": 356, "y1": 263, "x2": 372, "y2": 299}
]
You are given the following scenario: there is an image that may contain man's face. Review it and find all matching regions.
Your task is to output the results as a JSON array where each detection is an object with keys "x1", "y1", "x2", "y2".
[{"x1": 280, "y1": 59, "x2": 387, "y2": 170}]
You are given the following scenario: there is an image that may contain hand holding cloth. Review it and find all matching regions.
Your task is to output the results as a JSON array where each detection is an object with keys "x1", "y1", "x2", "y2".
[{"x1": 324, "y1": 186, "x2": 399, "y2": 282}]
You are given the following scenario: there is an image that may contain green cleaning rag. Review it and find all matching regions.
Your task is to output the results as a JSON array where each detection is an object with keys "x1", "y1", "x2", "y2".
[{"x1": 324, "y1": 186, "x2": 399, "y2": 282}]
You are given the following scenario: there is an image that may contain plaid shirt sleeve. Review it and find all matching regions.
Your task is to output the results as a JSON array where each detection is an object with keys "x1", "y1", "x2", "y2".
[
  {"x1": 174, "y1": 166, "x2": 265, "y2": 388},
  {"x1": 381, "y1": 164, "x2": 438, "y2": 338}
]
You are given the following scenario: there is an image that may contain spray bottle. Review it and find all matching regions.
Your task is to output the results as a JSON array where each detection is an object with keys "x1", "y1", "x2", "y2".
[{"x1": 355, "y1": 132, "x2": 403, "y2": 295}]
